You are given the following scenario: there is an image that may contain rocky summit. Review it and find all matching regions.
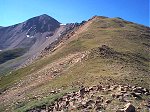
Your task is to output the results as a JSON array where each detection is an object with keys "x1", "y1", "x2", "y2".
[{"x1": 0, "y1": 15, "x2": 149, "y2": 112}]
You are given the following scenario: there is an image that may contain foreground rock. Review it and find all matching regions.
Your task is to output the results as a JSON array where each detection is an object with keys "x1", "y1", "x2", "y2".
[
  {"x1": 117, "y1": 103, "x2": 136, "y2": 112},
  {"x1": 124, "y1": 103, "x2": 136, "y2": 112},
  {"x1": 27, "y1": 84, "x2": 150, "y2": 112}
]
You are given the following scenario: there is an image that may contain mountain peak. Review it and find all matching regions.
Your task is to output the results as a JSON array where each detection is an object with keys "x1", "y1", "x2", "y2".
[
  {"x1": 22, "y1": 14, "x2": 60, "y2": 33},
  {"x1": 39, "y1": 14, "x2": 50, "y2": 17},
  {"x1": 37, "y1": 14, "x2": 55, "y2": 20}
]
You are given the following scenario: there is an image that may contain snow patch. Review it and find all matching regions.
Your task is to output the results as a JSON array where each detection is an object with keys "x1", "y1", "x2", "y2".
[
  {"x1": 0, "y1": 50, "x2": 2, "y2": 52},
  {"x1": 45, "y1": 37, "x2": 49, "y2": 38},
  {"x1": 60, "y1": 23, "x2": 66, "y2": 25},
  {"x1": 26, "y1": 35, "x2": 34, "y2": 38},
  {"x1": 26, "y1": 35, "x2": 30, "y2": 37}
]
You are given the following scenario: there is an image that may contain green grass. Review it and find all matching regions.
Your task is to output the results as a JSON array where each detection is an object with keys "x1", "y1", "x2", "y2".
[
  {"x1": 1, "y1": 17, "x2": 149, "y2": 89},
  {"x1": 18, "y1": 52, "x2": 149, "y2": 111},
  {"x1": 0, "y1": 17, "x2": 150, "y2": 111},
  {"x1": 14, "y1": 88, "x2": 77, "y2": 112}
]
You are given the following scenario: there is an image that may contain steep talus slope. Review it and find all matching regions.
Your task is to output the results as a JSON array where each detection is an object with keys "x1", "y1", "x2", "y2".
[
  {"x1": 20, "y1": 22, "x2": 82, "y2": 68},
  {"x1": 0, "y1": 14, "x2": 60, "y2": 50},
  {"x1": 0, "y1": 14, "x2": 60, "y2": 74},
  {"x1": 0, "y1": 16, "x2": 149, "y2": 112}
]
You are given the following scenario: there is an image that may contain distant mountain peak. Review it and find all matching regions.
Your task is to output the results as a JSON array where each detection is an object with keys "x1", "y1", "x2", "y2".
[
  {"x1": 35, "y1": 14, "x2": 56, "y2": 21},
  {"x1": 39, "y1": 14, "x2": 51, "y2": 17},
  {"x1": 22, "y1": 14, "x2": 60, "y2": 33},
  {"x1": 0, "y1": 14, "x2": 61, "y2": 51}
]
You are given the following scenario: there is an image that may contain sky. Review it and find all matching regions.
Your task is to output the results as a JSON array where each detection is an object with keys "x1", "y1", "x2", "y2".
[{"x1": 0, "y1": 0, "x2": 149, "y2": 27}]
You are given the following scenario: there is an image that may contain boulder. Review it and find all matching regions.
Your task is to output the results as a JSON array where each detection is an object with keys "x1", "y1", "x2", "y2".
[
  {"x1": 124, "y1": 103, "x2": 136, "y2": 112},
  {"x1": 79, "y1": 86, "x2": 85, "y2": 97},
  {"x1": 105, "y1": 99, "x2": 112, "y2": 104},
  {"x1": 130, "y1": 92, "x2": 142, "y2": 99},
  {"x1": 97, "y1": 85, "x2": 103, "y2": 91},
  {"x1": 95, "y1": 104, "x2": 103, "y2": 111},
  {"x1": 86, "y1": 99, "x2": 95, "y2": 105},
  {"x1": 118, "y1": 96, "x2": 127, "y2": 102},
  {"x1": 116, "y1": 109, "x2": 124, "y2": 112}
]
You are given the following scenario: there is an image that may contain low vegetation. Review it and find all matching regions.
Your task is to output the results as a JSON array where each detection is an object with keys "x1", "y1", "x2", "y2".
[{"x1": 0, "y1": 16, "x2": 149, "y2": 112}]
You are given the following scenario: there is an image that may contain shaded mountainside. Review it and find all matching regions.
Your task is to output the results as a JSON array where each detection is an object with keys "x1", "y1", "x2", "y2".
[{"x1": 0, "y1": 16, "x2": 150, "y2": 112}]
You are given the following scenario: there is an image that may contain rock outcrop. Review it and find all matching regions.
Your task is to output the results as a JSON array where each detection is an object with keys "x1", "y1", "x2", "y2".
[{"x1": 27, "y1": 84, "x2": 149, "y2": 112}]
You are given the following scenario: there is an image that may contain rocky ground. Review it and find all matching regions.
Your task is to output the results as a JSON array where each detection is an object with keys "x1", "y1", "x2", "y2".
[
  {"x1": 1, "y1": 16, "x2": 149, "y2": 112},
  {"x1": 28, "y1": 84, "x2": 150, "y2": 112},
  {"x1": 0, "y1": 52, "x2": 88, "y2": 107}
]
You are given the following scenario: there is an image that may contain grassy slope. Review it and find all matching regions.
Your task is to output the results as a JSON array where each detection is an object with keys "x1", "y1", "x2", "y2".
[{"x1": 0, "y1": 17, "x2": 149, "y2": 111}]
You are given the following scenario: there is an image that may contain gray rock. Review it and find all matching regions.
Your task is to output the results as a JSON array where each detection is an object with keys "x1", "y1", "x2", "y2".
[
  {"x1": 130, "y1": 92, "x2": 142, "y2": 99},
  {"x1": 95, "y1": 104, "x2": 103, "y2": 111},
  {"x1": 86, "y1": 99, "x2": 95, "y2": 105},
  {"x1": 124, "y1": 103, "x2": 136, "y2": 112},
  {"x1": 116, "y1": 109, "x2": 124, "y2": 112},
  {"x1": 80, "y1": 86, "x2": 86, "y2": 97},
  {"x1": 105, "y1": 99, "x2": 112, "y2": 104},
  {"x1": 97, "y1": 85, "x2": 103, "y2": 91}
]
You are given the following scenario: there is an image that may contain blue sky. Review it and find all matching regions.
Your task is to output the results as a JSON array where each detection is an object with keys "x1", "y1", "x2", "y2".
[{"x1": 0, "y1": 0, "x2": 149, "y2": 26}]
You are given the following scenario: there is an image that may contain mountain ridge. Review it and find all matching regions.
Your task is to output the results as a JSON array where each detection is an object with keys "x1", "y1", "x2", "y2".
[
  {"x1": 0, "y1": 14, "x2": 149, "y2": 112},
  {"x1": 0, "y1": 14, "x2": 83, "y2": 74}
]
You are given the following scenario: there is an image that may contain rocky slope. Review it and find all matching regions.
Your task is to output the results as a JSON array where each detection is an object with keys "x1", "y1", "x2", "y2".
[
  {"x1": 28, "y1": 84, "x2": 150, "y2": 112},
  {"x1": 0, "y1": 14, "x2": 60, "y2": 50},
  {"x1": 0, "y1": 16, "x2": 149, "y2": 112},
  {"x1": 0, "y1": 15, "x2": 82, "y2": 74},
  {"x1": 0, "y1": 14, "x2": 59, "y2": 74}
]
